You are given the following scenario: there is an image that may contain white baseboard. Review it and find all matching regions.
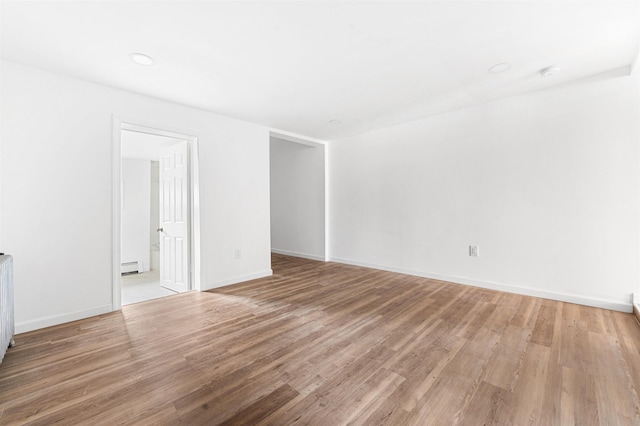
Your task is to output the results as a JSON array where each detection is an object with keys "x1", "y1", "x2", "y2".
[
  {"x1": 202, "y1": 269, "x2": 273, "y2": 291},
  {"x1": 271, "y1": 248, "x2": 326, "y2": 261},
  {"x1": 330, "y1": 257, "x2": 632, "y2": 313},
  {"x1": 16, "y1": 304, "x2": 113, "y2": 334}
]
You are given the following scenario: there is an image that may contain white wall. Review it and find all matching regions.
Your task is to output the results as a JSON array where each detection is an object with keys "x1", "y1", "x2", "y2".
[
  {"x1": 1, "y1": 60, "x2": 272, "y2": 332},
  {"x1": 270, "y1": 137, "x2": 325, "y2": 260},
  {"x1": 121, "y1": 158, "x2": 151, "y2": 272},
  {"x1": 330, "y1": 71, "x2": 640, "y2": 312}
]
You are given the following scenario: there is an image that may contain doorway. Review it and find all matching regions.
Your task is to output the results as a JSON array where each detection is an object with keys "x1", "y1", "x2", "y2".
[
  {"x1": 269, "y1": 131, "x2": 328, "y2": 262},
  {"x1": 112, "y1": 120, "x2": 200, "y2": 310}
]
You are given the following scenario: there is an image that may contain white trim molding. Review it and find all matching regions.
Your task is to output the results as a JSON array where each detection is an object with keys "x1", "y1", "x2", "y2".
[
  {"x1": 202, "y1": 270, "x2": 273, "y2": 291},
  {"x1": 271, "y1": 249, "x2": 326, "y2": 262},
  {"x1": 16, "y1": 304, "x2": 113, "y2": 334},
  {"x1": 331, "y1": 257, "x2": 633, "y2": 313},
  {"x1": 269, "y1": 129, "x2": 327, "y2": 148}
]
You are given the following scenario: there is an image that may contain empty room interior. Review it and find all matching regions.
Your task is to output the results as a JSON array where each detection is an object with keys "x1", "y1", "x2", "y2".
[{"x1": 1, "y1": 1, "x2": 640, "y2": 424}]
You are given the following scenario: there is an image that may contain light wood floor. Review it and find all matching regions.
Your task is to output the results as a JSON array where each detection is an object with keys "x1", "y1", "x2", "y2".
[{"x1": 1, "y1": 254, "x2": 640, "y2": 425}]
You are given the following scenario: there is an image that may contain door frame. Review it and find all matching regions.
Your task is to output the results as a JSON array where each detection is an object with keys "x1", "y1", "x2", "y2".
[{"x1": 112, "y1": 116, "x2": 201, "y2": 311}]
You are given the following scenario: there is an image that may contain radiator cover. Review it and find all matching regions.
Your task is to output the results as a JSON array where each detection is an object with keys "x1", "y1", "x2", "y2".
[{"x1": 0, "y1": 255, "x2": 14, "y2": 364}]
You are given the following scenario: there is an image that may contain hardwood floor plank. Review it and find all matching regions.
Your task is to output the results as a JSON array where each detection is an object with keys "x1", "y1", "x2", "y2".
[
  {"x1": 389, "y1": 330, "x2": 466, "y2": 413},
  {"x1": 480, "y1": 324, "x2": 530, "y2": 390},
  {"x1": 411, "y1": 327, "x2": 501, "y2": 423},
  {"x1": 510, "y1": 296, "x2": 541, "y2": 329},
  {"x1": 0, "y1": 253, "x2": 638, "y2": 425},
  {"x1": 340, "y1": 368, "x2": 405, "y2": 425},
  {"x1": 454, "y1": 381, "x2": 510, "y2": 425},
  {"x1": 560, "y1": 366, "x2": 599, "y2": 425},
  {"x1": 539, "y1": 303, "x2": 564, "y2": 425},
  {"x1": 483, "y1": 293, "x2": 522, "y2": 334},
  {"x1": 589, "y1": 331, "x2": 640, "y2": 424},
  {"x1": 530, "y1": 301, "x2": 557, "y2": 347},
  {"x1": 451, "y1": 300, "x2": 497, "y2": 340},
  {"x1": 219, "y1": 384, "x2": 300, "y2": 426},
  {"x1": 507, "y1": 342, "x2": 550, "y2": 424}
]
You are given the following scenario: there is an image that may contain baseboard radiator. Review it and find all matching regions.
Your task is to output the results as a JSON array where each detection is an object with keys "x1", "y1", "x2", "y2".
[
  {"x1": 121, "y1": 261, "x2": 141, "y2": 275},
  {"x1": 0, "y1": 254, "x2": 15, "y2": 364}
]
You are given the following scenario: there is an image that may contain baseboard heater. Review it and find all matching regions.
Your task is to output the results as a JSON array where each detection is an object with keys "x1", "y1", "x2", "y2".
[
  {"x1": 0, "y1": 254, "x2": 15, "y2": 364},
  {"x1": 121, "y1": 261, "x2": 142, "y2": 275}
]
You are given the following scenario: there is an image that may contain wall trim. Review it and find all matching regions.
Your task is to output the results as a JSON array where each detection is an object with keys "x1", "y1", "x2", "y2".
[
  {"x1": 269, "y1": 129, "x2": 327, "y2": 147},
  {"x1": 330, "y1": 257, "x2": 633, "y2": 313},
  {"x1": 202, "y1": 270, "x2": 273, "y2": 291},
  {"x1": 633, "y1": 293, "x2": 640, "y2": 325},
  {"x1": 271, "y1": 248, "x2": 326, "y2": 262},
  {"x1": 16, "y1": 304, "x2": 113, "y2": 334}
]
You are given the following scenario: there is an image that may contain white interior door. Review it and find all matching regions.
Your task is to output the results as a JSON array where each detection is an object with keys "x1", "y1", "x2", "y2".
[{"x1": 159, "y1": 140, "x2": 189, "y2": 293}]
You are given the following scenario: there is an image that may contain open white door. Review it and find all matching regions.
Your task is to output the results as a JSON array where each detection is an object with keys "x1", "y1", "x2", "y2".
[{"x1": 159, "y1": 140, "x2": 189, "y2": 293}]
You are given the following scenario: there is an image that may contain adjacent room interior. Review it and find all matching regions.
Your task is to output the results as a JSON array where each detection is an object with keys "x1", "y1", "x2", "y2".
[
  {"x1": 120, "y1": 128, "x2": 193, "y2": 305},
  {"x1": 0, "y1": 1, "x2": 639, "y2": 424},
  {"x1": 269, "y1": 133, "x2": 326, "y2": 262}
]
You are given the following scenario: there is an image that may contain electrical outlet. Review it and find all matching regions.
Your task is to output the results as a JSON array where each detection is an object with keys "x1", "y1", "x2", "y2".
[
  {"x1": 234, "y1": 249, "x2": 242, "y2": 260},
  {"x1": 469, "y1": 245, "x2": 479, "y2": 257}
]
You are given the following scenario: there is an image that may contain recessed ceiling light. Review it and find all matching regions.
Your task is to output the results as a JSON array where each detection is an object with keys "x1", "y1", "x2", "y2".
[
  {"x1": 540, "y1": 66, "x2": 560, "y2": 77},
  {"x1": 129, "y1": 53, "x2": 154, "y2": 66},
  {"x1": 328, "y1": 119, "x2": 342, "y2": 125},
  {"x1": 488, "y1": 63, "x2": 511, "y2": 73}
]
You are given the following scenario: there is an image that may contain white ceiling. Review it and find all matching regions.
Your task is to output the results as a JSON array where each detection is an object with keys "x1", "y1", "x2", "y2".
[{"x1": 1, "y1": 1, "x2": 638, "y2": 140}]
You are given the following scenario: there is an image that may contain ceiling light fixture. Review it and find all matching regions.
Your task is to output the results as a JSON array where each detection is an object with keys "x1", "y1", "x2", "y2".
[
  {"x1": 328, "y1": 119, "x2": 342, "y2": 125},
  {"x1": 488, "y1": 63, "x2": 511, "y2": 73},
  {"x1": 540, "y1": 66, "x2": 560, "y2": 77},
  {"x1": 129, "y1": 53, "x2": 154, "y2": 66}
]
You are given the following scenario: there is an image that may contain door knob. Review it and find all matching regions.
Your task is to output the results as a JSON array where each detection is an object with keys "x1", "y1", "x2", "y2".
[{"x1": 156, "y1": 227, "x2": 164, "y2": 233}]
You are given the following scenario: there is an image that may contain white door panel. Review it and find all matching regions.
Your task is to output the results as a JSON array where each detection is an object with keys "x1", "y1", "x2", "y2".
[{"x1": 159, "y1": 140, "x2": 189, "y2": 293}]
